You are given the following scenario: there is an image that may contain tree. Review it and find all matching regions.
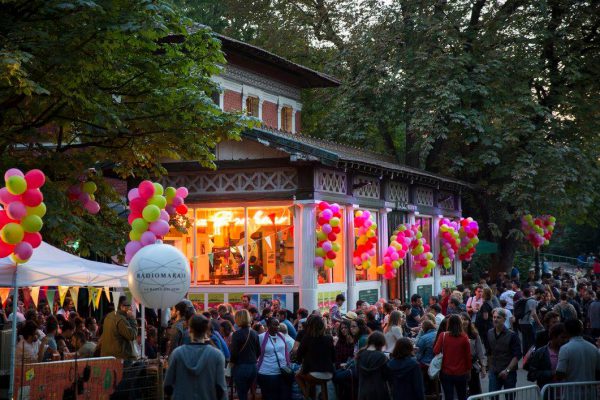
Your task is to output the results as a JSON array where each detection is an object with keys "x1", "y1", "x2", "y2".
[
  {"x1": 190, "y1": 0, "x2": 600, "y2": 274},
  {"x1": 0, "y1": 0, "x2": 248, "y2": 257}
]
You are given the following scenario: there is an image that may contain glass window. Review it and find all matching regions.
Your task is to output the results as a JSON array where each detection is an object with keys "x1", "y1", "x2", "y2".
[
  {"x1": 318, "y1": 208, "x2": 345, "y2": 284},
  {"x1": 355, "y1": 209, "x2": 379, "y2": 281},
  {"x1": 281, "y1": 106, "x2": 293, "y2": 132},
  {"x1": 163, "y1": 208, "x2": 195, "y2": 278},
  {"x1": 247, "y1": 206, "x2": 294, "y2": 285},
  {"x1": 246, "y1": 96, "x2": 259, "y2": 117}
]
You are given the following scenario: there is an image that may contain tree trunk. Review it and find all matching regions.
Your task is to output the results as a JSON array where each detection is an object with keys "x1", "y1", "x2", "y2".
[{"x1": 491, "y1": 232, "x2": 519, "y2": 278}]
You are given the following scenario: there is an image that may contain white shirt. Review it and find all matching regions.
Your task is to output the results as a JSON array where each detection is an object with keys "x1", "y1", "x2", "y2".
[
  {"x1": 435, "y1": 313, "x2": 445, "y2": 328},
  {"x1": 503, "y1": 309, "x2": 513, "y2": 330},
  {"x1": 258, "y1": 333, "x2": 288, "y2": 375},
  {"x1": 499, "y1": 290, "x2": 516, "y2": 310}
]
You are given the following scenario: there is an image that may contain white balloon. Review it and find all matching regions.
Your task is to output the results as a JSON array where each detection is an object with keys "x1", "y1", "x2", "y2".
[{"x1": 127, "y1": 242, "x2": 190, "y2": 309}]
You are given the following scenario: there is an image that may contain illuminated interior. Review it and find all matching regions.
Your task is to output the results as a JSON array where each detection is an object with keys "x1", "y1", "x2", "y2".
[
  {"x1": 318, "y1": 208, "x2": 346, "y2": 284},
  {"x1": 355, "y1": 209, "x2": 379, "y2": 281}
]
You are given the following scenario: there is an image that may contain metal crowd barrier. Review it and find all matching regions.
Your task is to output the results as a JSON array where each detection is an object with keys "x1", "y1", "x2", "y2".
[
  {"x1": 540, "y1": 381, "x2": 599, "y2": 400},
  {"x1": 467, "y1": 385, "x2": 541, "y2": 400}
]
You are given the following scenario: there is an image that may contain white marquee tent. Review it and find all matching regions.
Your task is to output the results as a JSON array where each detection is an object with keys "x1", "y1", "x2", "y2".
[{"x1": 0, "y1": 242, "x2": 128, "y2": 287}]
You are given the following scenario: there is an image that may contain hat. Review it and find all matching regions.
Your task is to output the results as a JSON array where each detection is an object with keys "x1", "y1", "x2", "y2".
[{"x1": 342, "y1": 311, "x2": 358, "y2": 321}]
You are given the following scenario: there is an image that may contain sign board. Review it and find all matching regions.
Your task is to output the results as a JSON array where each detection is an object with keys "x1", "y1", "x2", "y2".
[
  {"x1": 358, "y1": 289, "x2": 379, "y2": 305},
  {"x1": 416, "y1": 284, "x2": 433, "y2": 305}
]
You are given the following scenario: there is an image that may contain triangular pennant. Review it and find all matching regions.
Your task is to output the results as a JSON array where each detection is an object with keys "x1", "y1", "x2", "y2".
[
  {"x1": 103, "y1": 287, "x2": 111, "y2": 302},
  {"x1": 58, "y1": 286, "x2": 69, "y2": 307},
  {"x1": 264, "y1": 236, "x2": 272, "y2": 250},
  {"x1": 22, "y1": 288, "x2": 32, "y2": 310},
  {"x1": 111, "y1": 291, "x2": 121, "y2": 310},
  {"x1": 237, "y1": 245, "x2": 244, "y2": 255},
  {"x1": 93, "y1": 288, "x2": 102, "y2": 310},
  {"x1": 88, "y1": 287, "x2": 94, "y2": 305},
  {"x1": 0, "y1": 288, "x2": 10, "y2": 306},
  {"x1": 268, "y1": 213, "x2": 276, "y2": 225},
  {"x1": 69, "y1": 287, "x2": 79, "y2": 311},
  {"x1": 46, "y1": 289, "x2": 55, "y2": 314},
  {"x1": 30, "y1": 287, "x2": 40, "y2": 308},
  {"x1": 208, "y1": 253, "x2": 214, "y2": 266}
]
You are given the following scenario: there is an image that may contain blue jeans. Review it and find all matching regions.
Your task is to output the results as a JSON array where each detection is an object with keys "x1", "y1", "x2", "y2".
[
  {"x1": 257, "y1": 373, "x2": 292, "y2": 400},
  {"x1": 489, "y1": 371, "x2": 517, "y2": 400},
  {"x1": 233, "y1": 363, "x2": 257, "y2": 400},
  {"x1": 440, "y1": 372, "x2": 469, "y2": 400}
]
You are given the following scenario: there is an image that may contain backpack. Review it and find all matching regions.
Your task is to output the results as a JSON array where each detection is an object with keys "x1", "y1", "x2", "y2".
[
  {"x1": 558, "y1": 304, "x2": 576, "y2": 322},
  {"x1": 513, "y1": 298, "x2": 528, "y2": 321}
]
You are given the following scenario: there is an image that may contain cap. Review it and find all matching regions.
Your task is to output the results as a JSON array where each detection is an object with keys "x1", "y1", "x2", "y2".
[{"x1": 342, "y1": 311, "x2": 358, "y2": 321}]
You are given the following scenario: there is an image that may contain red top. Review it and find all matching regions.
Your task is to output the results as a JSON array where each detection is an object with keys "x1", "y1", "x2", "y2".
[{"x1": 433, "y1": 332, "x2": 472, "y2": 376}]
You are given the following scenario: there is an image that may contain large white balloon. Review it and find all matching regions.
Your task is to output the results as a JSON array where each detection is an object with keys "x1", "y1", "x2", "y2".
[{"x1": 127, "y1": 242, "x2": 190, "y2": 309}]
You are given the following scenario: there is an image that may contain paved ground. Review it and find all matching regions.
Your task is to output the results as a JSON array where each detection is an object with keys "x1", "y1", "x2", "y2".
[{"x1": 480, "y1": 363, "x2": 531, "y2": 391}]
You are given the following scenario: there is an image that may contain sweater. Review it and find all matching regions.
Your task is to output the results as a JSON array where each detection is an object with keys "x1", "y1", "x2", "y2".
[
  {"x1": 229, "y1": 327, "x2": 260, "y2": 365},
  {"x1": 296, "y1": 335, "x2": 335, "y2": 373},
  {"x1": 433, "y1": 333, "x2": 472, "y2": 376},
  {"x1": 164, "y1": 342, "x2": 226, "y2": 400}
]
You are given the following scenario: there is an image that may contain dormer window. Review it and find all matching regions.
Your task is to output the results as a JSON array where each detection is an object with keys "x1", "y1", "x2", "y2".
[
  {"x1": 246, "y1": 96, "x2": 259, "y2": 117},
  {"x1": 281, "y1": 106, "x2": 293, "y2": 133}
]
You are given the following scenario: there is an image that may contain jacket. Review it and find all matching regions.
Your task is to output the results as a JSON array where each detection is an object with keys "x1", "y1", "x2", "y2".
[
  {"x1": 100, "y1": 311, "x2": 137, "y2": 360},
  {"x1": 433, "y1": 333, "x2": 472, "y2": 376},
  {"x1": 415, "y1": 329, "x2": 436, "y2": 365},
  {"x1": 356, "y1": 350, "x2": 391, "y2": 400},
  {"x1": 164, "y1": 342, "x2": 227, "y2": 400},
  {"x1": 387, "y1": 357, "x2": 424, "y2": 400},
  {"x1": 524, "y1": 345, "x2": 554, "y2": 388}
]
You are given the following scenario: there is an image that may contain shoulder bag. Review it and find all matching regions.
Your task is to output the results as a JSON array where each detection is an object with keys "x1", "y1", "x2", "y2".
[{"x1": 428, "y1": 332, "x2": 445, "y2": 379}]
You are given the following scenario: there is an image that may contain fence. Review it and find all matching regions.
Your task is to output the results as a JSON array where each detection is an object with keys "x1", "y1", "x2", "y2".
[
  {"x1": 540, "y1": 381, "x2": 599, "y2": 400},
  {"x1": 467, "y1": 385, "x2": 541, "y2": 400}
]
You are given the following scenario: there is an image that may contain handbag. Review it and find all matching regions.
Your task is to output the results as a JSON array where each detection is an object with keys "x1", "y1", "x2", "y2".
[
  {"x1": 428, "y1": 332, "x2": 445, "y2": 379},
  {"x1": 269, "y1": 336, "x2": 295, "y2": 384}
]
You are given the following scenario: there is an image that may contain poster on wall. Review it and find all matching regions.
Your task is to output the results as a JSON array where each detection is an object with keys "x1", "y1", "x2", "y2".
[
  {"x1": 272, "y1": 293, "x2": 287, "y2": 311},
  {"x1": 260, "y1": 294, "x2": 272, "y2": 310},
  {"x1": 229, "y1": 293, "x2": 245, "y2": 310},
  {"x1": 208, "y1": 293, "x2": 225, "y2": 309},
  {"x1": 317, "y1": 291, "x2": 338, "y2": 314},
  {"x1": 188, "y1": 293, "x2": 205, "y2": 311},
  {"x1": 249, "y1": 294, "x2": 259, "y2": 308},
  {"x1": 358, "y1": 289, "x2": 379, "y2": 306},
  {"x1": 441, "y1": 281, "x2": 455, "y2": 289}
]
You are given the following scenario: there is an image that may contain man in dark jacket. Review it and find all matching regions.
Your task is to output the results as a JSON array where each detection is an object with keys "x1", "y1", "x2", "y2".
[
  {"x1": 100, "y1": 296, "x2": 137, "y2": 363},
  {"x1": 525, "y1": 323, "x2": 568, "y2": 388}
]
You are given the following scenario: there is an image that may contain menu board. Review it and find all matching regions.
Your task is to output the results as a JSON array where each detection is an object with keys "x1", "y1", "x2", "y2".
[
  {"x1": 358, "y1": 289, "x2": 379, "y2": 305},
  {"x1": 416, "y1": 284, "x2": 433, "y2": 305}
]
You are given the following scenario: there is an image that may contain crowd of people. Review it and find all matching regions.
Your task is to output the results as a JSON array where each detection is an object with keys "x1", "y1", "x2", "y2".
[{"x1": 1, "y1": 264, "x2": 599, "y2": 399}]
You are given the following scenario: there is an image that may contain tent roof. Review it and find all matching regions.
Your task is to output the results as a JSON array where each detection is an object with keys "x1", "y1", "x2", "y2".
[{"x1": 0, "y1": 242, "x2": 128, "y2": 287}]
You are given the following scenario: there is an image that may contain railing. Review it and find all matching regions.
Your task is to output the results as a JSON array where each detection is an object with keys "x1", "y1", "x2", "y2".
[
  {"x1": 540, "y1": 253, "x2": 592, "y2": 268},
  {"x1": 540, "y1": 381, "x2": 599, "y2": 400},
  {"x1": 467, "y1": 385, "x2": 541, "y2": 400}
]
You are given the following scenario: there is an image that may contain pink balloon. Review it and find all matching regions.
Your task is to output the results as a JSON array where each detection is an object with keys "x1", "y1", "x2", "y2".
[
  {"x1": 4, "y1": 168, "x2": 24, "y2": 181},
  {"x1": 14, "y1": 241, "x2": 33, "y2": 260},
  {"x1": 321, "y1": 241, "x2": 332, "y2": 252},
  {"x1": 138, "y1": 180, "x2": 155, "y2": 200},
  {"x1": 314, "y1": 257, "x2": 324, "y2": 267},
  {"x1": 171, "y1": 196, "x2": 183, "y2": 207},
  {"x1": 22, "y1": 189, "x2": 43, "y2": 207},
  {"x1": 127, "y1": 188, "x2": 140, "y2": 201},
  {"x1": 175, "y1": 187, "x2": 188, "y2": 199},
  {"x1": 125, "y1": 253, "x2": 134, "y2": 264},
  {"x1": 140, "y1": 231, "x2": 157, "y2": 246},
  {"x1": 320, "y1": 209, "x2": 333, "y2": 220},
  {"x1": 0, "y1": 187, "x2": 20, "y2": 206},
  {"x1": 129, "y1": 197, "x2": 146, "y2": 213},
  {"x1": 321, "y1": 224, "x2": 332, "y2": 234},
  {"x1": 160, "y1": 210, "x2": 170, "y2": 221},
  {"x1": 125, "y1": 240, "x2": 142, "y2": 255},
  {"x1": 149, "y1": 219, "x2": 170, "y2": 236},
  {"x1": 24, "y1": 169, "x2": 45, "y2": 189},
  {"x1": 330, "y1": 204, "x2": 340, "y2": 214},
  {"x1": 7, "y1": 201, "x2": 27, "y2": 220},
  {"x1": 78, "y1": 192, "x2": 90, "y2": 204},
  {"x1": 85, "y1": 200, "x2": 100, "y2": 214},
  {"x1": 165, "y1": 204, "x2": 176, "y2": 216}
]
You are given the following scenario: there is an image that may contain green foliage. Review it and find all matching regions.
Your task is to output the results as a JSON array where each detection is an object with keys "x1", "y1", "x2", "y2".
[{"x1": 0, "y1": 0, "x2": 249, "y2": 257}]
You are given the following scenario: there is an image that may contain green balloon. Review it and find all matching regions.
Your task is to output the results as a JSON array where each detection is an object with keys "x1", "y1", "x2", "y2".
[
  {"x1": 7, "y1": 176, "x2": 27, "y2": 195},
  {"x1": 315, "y1": 247, "x2": 326, "y2": 257},
  {"x1": 164, "y1": 186, "x2": 176, "y2": 200},
  {"x1": 324, "y1": 259, "x2": 335, "y2": 268},
  {"x1": 153, "y1": 182, "x2": 164, "y2": 196},
  {"x1": 82, "y1": 181, "x2": 97, "y2": 194},
  {"x1": 329, "y1": 217, "x2": 340, "y2": 227},
  {"x1": 22, "y1": 215, "x2": 43, "y2": 233},
  {"x1": 316, "y1": 231, "x2": 327, "y2": 241},
  {"x1": 132, "y1": 218, "x2": 148, "y2": 233},
  {"x1": 26, "y1": 202, "x2": 46, "y2": 218},
  {"x1": 130, "y1": 230, "x2": 142, "y2": 241},
  {"x1": 142, "y1": 205, "x2": 161, "y2": 222},
  {"x1": 1, "y1": 222, "x2": 24, "y2": 244},
  {"x1": 148, "y1": 195, "x2": 167, "y2": 209}
]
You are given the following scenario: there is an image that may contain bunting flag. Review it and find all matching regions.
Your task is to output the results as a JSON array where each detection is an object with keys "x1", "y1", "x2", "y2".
[
  {"x1": 58, "y1": 286, "x2": 69, "y2": 307},
  {"x1": 0, "y1": 288, "x2": 10, "y2": 307},
  {"x1": 46, "y1": 289, "x2": 55, "y2": 313},
  {"x1": 264, "y1": 236, "x2": 272, "y2": 250},
  {"x1": 69, "y1": 287, "x2": 79, "y2": 311},
  {"x1": 91, "y1": 288, "x2": 102, "y2": 310},
  {"x1": 237, "y1": 245, "x2": 244, "y2": 255},
  {"x1": 103, "y1": 287, "x2": 111, "y2": 302},
  {"x1": 111, "y1": 291, "x2": 121, "y2": 309},
  {"x1": 30, "y1": 287, "x2": 41, "y2": 308},
  {"x1": 208, "y1": 253, "x2": 214, "y2": 266},
  {"x1": 22, "y1": 288, "x2": 32, "y2": 310},
  {"x1": 88, "y1": 287, "x2": 94, "y2": 305}
]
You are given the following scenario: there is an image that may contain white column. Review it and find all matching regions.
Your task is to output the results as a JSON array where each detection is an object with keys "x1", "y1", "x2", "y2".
[
  {"x1": 242, "y1": 93, "x2": 248, "y2": 113},
  {"x1": 432, "y1": 215, "x2": 441, "y2": 296},
  {"x1": 346, "y1": 205, "x2": 357, "y2": 310},
  {"x1": 456, "y1": 260, "x2": 463, "y2": 285},
  {"x1": 258, "y1": 99, "x2": 264, "y2": 121},
  {"x1": 378, "y1": 208, "x2": 390, "y2": 300},
  {"x1": 277, "y1": 104, "x2": 283, "y2": 130},
  {"x1": 407, "y1": 213, "x2": 416, "y2": 296},
  {"x1": 218, "y1": 92, "x2": 224, "y2": 111},
  {"x1": 297, "y1": 201, "x2": 318, "y2": 312},
  {"x1": 291, "y1": 109, "x2": 297, "y2": 133}
]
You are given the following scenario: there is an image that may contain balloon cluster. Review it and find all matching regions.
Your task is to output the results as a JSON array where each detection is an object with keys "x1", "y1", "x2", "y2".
[
  {"x1": 437, "y1": 218, "x2": 460, "y2": 269},
  {"x1": 0, "y1": 169, "x2": 46, "y2": 262},
  {"x1": 458, "y1": 217, "x2": 479, "y2": 261},
  {"x1": 314, "y1": 202, "x2": 342, "y2": 269},
  {"x1": 352, "y1": 210, "x2": 378, "y2": 270},
  {"x1": 521, "y1": 214, "x2": 555, "y2": 248},
  {"x1": 378, "y1": 226, "x2": 409, "y2": 279},
  {"x1": 125, "y1": 181, "x2": 189, "y2": 263},
  {"x1": 67, "y1": 180, "x2": 100, "y2": 214},
  {"x1": 405, "y1": 224, "x2": 435, "y2": 278}
]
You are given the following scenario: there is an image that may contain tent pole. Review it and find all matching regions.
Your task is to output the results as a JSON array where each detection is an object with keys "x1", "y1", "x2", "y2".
[
  {"x1": 141, "y1": 305, "x2": 145, "y2": 359},
  {"x1": 8, "y1": 267, "x2": 18, "y2": 399}
]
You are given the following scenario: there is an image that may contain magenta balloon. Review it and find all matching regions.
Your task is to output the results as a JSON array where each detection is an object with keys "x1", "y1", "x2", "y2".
[
  {"x1": 22, "y1": 189, "x2": 43, "y2": 207},
  {"x1": 329, "y1": 204, "x2": 340, "y2": 214},
  {"x1": 14, "y1": 241, "x2": 33, "y2": 260},
  {"x1": 314, "y1": 257, "x2": 324, "y2": 267},
  {"x1": 125, "y1": 240, "x2": 142, "y2": 255},
  {"x1": 7, "y1": 201, "x2": 27, "y2": 220},
  {"x1": 149, "y1": 219, "x2": 170, "y2": 236},
  {"x1": 159, "y1": 210, "x2": 170, "y2": 221},
  {"x1": 127, "y1": 188, "x2": 140, "y2": 201},
  {"x1": 78, "y1": 192, "x2": 90, "y2": 204},
  {"x1": 85, "y1": 200, "x2": 100, "y2": 214},
  {"x1": 24, "y1": 169, "x2": 45, "y2": 189},
  {"x1": 140, "y1": 231, "x2": 157, "y2": 246},
  {"x1": 4, "y1": 168, "x2": 24, "y2": 181},
  {"x1": 175, "y1": 187, "x2": 188, "y2": 199},
  {"x1": 321, "y1": 241, "x2": 332, "y2": 252},
  {"x1": 321, "y1": 224, "x2": 332, "y2": 234},
  {"x1": 138, "y1": 180, "x2": 155, "y2": 200},
  {"x1": 165, "y1": 204, "x2": 176, "y2": 216},
  {"x1": 320, "y1": 209, "x2": 333, "y2": 220},
  {"x1": 125, "y1": 253, "x2": 133, "y2": 264},
  {"x1": 171, "y1": 196, "x2": 183, "y2": 207},
  {"x1": 0, "y1": 187, "x2": 20, "y2": 206}
]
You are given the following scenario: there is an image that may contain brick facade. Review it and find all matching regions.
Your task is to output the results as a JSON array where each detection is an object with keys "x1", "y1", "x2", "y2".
[
  {"x1": 295, "y1": 111, "x2": 301, "y2": 133},
  {"x1": 262, "y1": 101, "x2": 278, "y2": 129},
  {"x1": 223, "y1": 90, "x2": 242, "y2": 112}
]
